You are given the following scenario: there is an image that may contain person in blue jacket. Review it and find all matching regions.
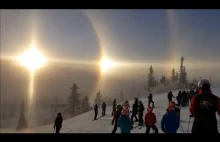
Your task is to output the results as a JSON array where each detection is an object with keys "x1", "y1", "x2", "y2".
[
  {"x1": 161, "y1": 101, "x2": 180, "y2": 134},
  {"x1": 117, "y1": 107, "x2": 133, "y2": 133}
]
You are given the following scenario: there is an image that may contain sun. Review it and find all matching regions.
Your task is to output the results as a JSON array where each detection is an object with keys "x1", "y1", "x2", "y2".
[
  {"x1": 100, "y1": 57, "x2": 116, "y2": 73},
  {"x1": 17, "y1": 46, "x2": 46, "y2": 72}
]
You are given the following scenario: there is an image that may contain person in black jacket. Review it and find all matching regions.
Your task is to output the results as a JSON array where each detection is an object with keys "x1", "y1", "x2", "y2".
[
  {"x1": 148, "y1": 93, "x2": 155, "y2": 108},
  {"x1": 112, "y1": 99, "x2": 117, "y2": 116},
  {"x1": 138, "y1": 101, "x2": 145, "y2": 126},
  {"x1": 168, "y1": 91, "x2": 175, "y2": 103},
  {"x1": 176, "y1": 91, "x2": 182, "y2": 106},
  {"x1": 131, "y1": 98, "x2": 139, "y2": 124},
  {"x1": 94, "y1": 104, "x2": 98, "y2": 120},
  {"x1": 102, "y1": 102, "x2": 106, "y2": 116},
  {"x1": 54, "y1": 113, "x2": 63, "y2": 134}
]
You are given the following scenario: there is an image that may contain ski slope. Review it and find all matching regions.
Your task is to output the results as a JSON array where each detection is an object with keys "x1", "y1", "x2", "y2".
[{"x1": 2, "y1": 88, "x2": 220, "y2": 133}]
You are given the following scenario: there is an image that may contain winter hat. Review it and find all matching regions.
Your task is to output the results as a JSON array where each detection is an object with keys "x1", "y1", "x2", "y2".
[
  {"x1": 167, "y1": 102, "x2": 176, "y2": 111},
  {"x1": 147, "y1": 106, "x2": 153, "y2": 112}
]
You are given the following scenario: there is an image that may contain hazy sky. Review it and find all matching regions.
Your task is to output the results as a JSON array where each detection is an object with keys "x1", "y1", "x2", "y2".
[{"x1": 1, "y1": 9, "x2": 220, "y2": 78}]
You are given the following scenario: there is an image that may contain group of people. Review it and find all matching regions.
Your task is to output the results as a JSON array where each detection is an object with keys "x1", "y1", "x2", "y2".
[
  {"x1": 53, "y1": 79, "x2": 220, "y2": 134},
  {"x1": 111, "y1": 99, "x2": 180, "y2": 134},
  {"x1": 110, "y1": 79, "x2": 220, "y2": 134},
  {"x1": 168, "y1": 89, "x2": 197, "y2": 107}
]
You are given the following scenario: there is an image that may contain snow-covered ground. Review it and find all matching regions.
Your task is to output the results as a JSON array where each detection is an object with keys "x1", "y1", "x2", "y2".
[{"x1": 2, "y1": 88, "x2": 220, "y2": 133}]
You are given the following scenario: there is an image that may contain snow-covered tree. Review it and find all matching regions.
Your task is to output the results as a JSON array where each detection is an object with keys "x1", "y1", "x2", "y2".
[
  {"x1": 179, "y1": 56, "x2": 187, "y2": 85},
  {"x1": 17, "y1": 100, "x2": 28, "y2": 130},
  {"x1": 171, "y1": 68, "x2": 176, "y2": 83},
  {"x1": 81, "y1": 96, "x2": 91, "y2": 112},
  {"x1": 95, "y1": 90, "x2": 102, "y2": 106},
  {"x1": 175, "y1": 72, "x2": 179, "y2": 82},
  {"x1": 160, "y1": 75, "x2": 166, "y2": 85},
  {"x1": 68, "y1": 83, "x2": 80, "y2": 116},
  {"x1": 147, "y1": 65, "x2": 156, "y2": 91}
]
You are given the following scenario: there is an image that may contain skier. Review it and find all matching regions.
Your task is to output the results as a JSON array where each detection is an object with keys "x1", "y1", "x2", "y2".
[
  {"x1": 145, "y1": 106, "x2": 158, "y2": 134},
  {"x1": 138, "y1": 101, "x2": 145, "y2": 126},
  {"x1": 131, "y1": 98, "x2": 139, "y2": 124},
  {"x1": 118, "y1": 106, "x2": 133, "y2": 133},
  {"x1": 176, "y1": 91, "x2": 182, "y2": 106},
  {"x1": 94, "y1": 104, "x2": 98, "y2": 120},
  {"x1": 102, "y1": 102, "x2": 106, "y2": 116},
  {"x1": 111, "y1": 104, "x2": 123, "y2": 134},
  {"x1": 189, "y1": 79, "x2": 220, "y2": 134},
  {"x1": 185, "y1": 91, "x2": 190, "y2": 106},
  {"x1": 54, "y1": 113, "x2": 63, "y2": 134},
  {"x1": 161, "y1": 102, "x2": 180, "y2": 134},
  {"x1": 167, "y1": 91, "x2": 175, "y2": 103},
  {"x1": 181, "y1": 91, "x2": 187, "y2": 107},
  {"x1": 112, "y1": 99, "x2": 117, "y2": 116},
  {"x1": 148, "y1": 93, "x2": 155, "y2": 108}
]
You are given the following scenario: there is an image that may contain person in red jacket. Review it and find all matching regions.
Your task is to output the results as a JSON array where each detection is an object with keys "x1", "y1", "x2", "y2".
[
  {"x1": 189, "y1": 79, "x2": 220, "y2": 133},
  {"x1": 144, "y1": 106, "x2": 158, "y2": 134}
]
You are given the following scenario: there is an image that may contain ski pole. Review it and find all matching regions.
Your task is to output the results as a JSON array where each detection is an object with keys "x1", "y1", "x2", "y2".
[
  {"x1": 179, "y1": 124, "x2": 184, "y2": 133},
  {"x1": 187, "y1": 117, "x2": 191, "y2": 133}
]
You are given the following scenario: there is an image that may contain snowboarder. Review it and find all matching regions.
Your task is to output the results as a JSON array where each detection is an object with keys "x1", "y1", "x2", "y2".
[
  {"x1": 161, "y1": 102, "x2": 180, "y2": 134},
  {"x1": 148, "y1": 93, "x2": 155, "y2": 108},
  {"x1": 167, "y1": 91, "x2": 175, "y2": 103},
  {"x1": 189, "y1": 79, "x2": 220, "y2": 134},
  {"x1": 138, "y1": 101, "x2": 145, "y2": 126},
  {"x1": 111, "y1": 104, "x2": 123, "y2": 134},
  {"x1": 112, "y1": 99, "x2": 117, "y2": 116},
  {"x1": 54, "y1": 113, "x2": 63, "y2": 134},
  {"x1": 131, "y1": 98, "x2": 139, "y2": 124},
  {"x1": 118, "y1": 107, "x2": 133, "y2": 133},
  {"x1": 145, "y1": 106, "x2": 158, "y2": 134},
  {"x1": 94, "y1": 104, "x2": 98, "y2": 120},
  {"x1": 102, "y1": 102, "x2": 106, "y2": 116}
]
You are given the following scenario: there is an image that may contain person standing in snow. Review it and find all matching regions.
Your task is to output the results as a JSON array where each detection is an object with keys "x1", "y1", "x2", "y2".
[
  {"x1": 181, "y1": 91, "x2": 187, "y2": 107},
  {"x1": 175, "y1": 104, "x2": 181, "y2": 120},
  {"x1": 138, "y1": 101, "x2": 145, "y2": 126},
  {"x1": 54, "y1": 113, "x2": 63, "y2": 134},
  {"x1": 131, "y1": 98, "x2": 139, "y2": 124},
  {"x1": 145, "y1": 106, "x2": 158, "y2": 134},
  {"x1": 102, "y1": 102, "x2": 106, "y2": 116},
  {"x1": 111, "y1": 104, "x2": 123, "y2": 134},
  {"x1": 118, "y1": 106, "x2": 133, "y2": 133},
  {"x1": 148, "y1": 93, "x2": 155, "y2": 108},
  {"x1": 161, "y1": 102, "x2": 180, "y2": 134},
  {"x1": 189, "y1": 79, "x2": 220, "y2": 134},
  {"x1": 94, "y1": 104, "x2": 98, "y2": 120},
  {"x1": 167, "y1": 91, "x2": 175, "y2": 103},
  {"x1": 112, "y1": 99, "x2": 117, "y2": 116},
  {"x1": 176, "y1": 91, "x2": 182, "y2": 106}
]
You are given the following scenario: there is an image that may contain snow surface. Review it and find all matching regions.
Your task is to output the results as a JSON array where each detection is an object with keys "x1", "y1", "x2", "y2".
[{"x1": 2, "y1": 88, "x2": 220, "y2": 133}]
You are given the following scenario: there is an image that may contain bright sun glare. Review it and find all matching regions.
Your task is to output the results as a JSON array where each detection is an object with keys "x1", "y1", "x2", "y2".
[
  {"x1": 17, "y1": 46, "x2": 46, "y2": 72},
  {"x1": 100, "y1": 57, "x2": 116, "y2": 73}
]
